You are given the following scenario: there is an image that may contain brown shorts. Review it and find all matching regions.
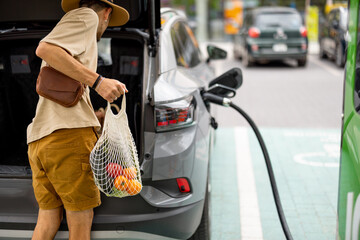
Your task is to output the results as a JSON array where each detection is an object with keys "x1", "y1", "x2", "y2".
[{"x1": 28, "y1": 127, "x2": 101, "y2": 211}]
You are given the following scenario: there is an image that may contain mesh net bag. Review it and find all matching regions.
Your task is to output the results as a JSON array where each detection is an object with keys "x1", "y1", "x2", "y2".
[{"x1": 90, "y1": 94, "x2": 142, "y2": 198}]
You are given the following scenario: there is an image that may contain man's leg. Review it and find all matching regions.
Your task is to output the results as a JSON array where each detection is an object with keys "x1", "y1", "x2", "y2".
[
  {"x1": 66, "y1": 208, "x2": 94, "y2": 240},
  {"x1": 32, "y1": 207, "x2": 63, "y2": 240}
]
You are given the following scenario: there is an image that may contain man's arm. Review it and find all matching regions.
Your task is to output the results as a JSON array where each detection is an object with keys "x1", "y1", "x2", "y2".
[{"x1": 36, "y1": 42, "x2": 127, "y2": 102}]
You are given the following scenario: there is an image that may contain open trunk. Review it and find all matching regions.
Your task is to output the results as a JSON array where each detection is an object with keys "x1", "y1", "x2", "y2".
[
  {"x1": 0, "y1": 0, "x2": 160, "y2": 177},
  {"x1": 0, "y1": 0, "x2": 164, "y2": 237},
  {"x1": 0, "y1": 31, "x2": 144, "y2": 177},
  {"x1": 0, "y1": 29, "x2": 151, "y2": 233},
  {"x1": 0, "y1": 0, "x2": 163, "y2": 236}
]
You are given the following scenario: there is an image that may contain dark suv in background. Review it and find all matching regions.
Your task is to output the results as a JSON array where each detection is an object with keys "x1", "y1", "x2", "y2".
[
  {"x1": 319, "y1": 6, "x2": 348, "y2": 67},
  {"x1": 233, "y1": 7, "x2": 308, "y2": 67}
]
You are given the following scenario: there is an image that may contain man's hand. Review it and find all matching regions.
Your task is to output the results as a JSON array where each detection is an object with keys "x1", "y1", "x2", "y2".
[{"x1": 95, "y1": 77, "x2": 128, "y2": 103}]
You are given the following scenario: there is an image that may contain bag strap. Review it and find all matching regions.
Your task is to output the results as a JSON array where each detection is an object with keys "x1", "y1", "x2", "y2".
[{"x1": 106, "y1": 94, "x2": 126, "y2": 117}]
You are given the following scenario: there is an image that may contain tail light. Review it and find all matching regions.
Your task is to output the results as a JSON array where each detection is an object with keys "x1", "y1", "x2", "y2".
[
  {"x1": 248, "y1": 27, "x2": 260, "y2": 38},
  {"x1": 300, "y1": 26, "x2": 307, "y2": 37},
  {"x1": 176, "y1": 178, "x2": 191, "y2": 193},
  {"x1": 155, "y1": 96, "x2": 195, "y2": 132}
]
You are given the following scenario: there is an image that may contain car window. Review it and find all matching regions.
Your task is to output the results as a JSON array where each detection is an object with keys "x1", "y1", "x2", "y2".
[
  {"x1": 97, "y1": 38, "x2": 112, "y2": 66},
  {"x1": 96, "y1": 37, "x2": 141, "y2": 76},
  {"x1": 255, "y1": 12, "x2": 302, "y2": 28},
  {"x1": 171, "y1": 28, "x2": 187, "y2": 67},
  {"x1": 171, "y1": 21, "x2": 201, "y2": 68}
]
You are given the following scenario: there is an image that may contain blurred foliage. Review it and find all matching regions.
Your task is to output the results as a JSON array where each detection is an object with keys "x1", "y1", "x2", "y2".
[
  {"x1": 259, "y1": 0, "x2": 306, "y2": 10},
  {"x1": 165, "y1": 0, "x2": 346, "y2": 19},
  {"x1": 168, "y1": 0, "x2": 221, "y2": 18},
  {"x1": 258, "y1": 0, "x2": 346, "y2": 14},
  {"x1": 171, "y1": 0, "x2": 195, "y2": 17}
]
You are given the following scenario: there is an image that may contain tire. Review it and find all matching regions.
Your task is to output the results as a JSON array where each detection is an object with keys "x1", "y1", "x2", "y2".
[
  {"x1": 298, "y1": 57, "x2": 307, "y2": 67},
  {"x1": 242, "y1": 49, "x2": 254, "y2": 67},
  {"x1": 233, "y1": 46, "x2": 242, "y2": 60},
  {"x1": 188, "y1": 184, "x2": 210, "y2": 240},
  {"x1": 319, "y1": 41, "x2": 327, "y2": 59},
  {"x1": 335, "y1": 44, "x2": 345, "y2": 68}
]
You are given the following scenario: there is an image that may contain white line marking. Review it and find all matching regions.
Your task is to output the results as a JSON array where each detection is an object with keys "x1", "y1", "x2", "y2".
[
  {"x1": 309, "y1": 55, "x2": 344, "y2": 78},
  {"x1": 235, "y1": 127, "x2": 264, "y2": 240}
]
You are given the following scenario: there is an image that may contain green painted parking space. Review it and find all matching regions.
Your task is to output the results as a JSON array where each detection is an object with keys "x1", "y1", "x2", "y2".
[{"x1": 210, "y1": 127, "x2": 340, "y2": 240}]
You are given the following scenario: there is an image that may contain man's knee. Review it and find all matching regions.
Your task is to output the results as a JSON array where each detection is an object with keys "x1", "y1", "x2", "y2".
[
  {"x1": 38, "y1": 207, "x2": 64, "y2": 226},
  {"x1": 66, "y1": 209, "x2": 93, "y2": 240},
  {"x1": 66, "y1": 208, "x2": 94, "y2": 227},
  {"x1": 32, "y1": 207, "x2": 64, "y2": 240}
]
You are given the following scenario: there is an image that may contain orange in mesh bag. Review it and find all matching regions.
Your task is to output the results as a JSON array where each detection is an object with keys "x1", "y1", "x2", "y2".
[{"x1": 90, "y1": 94, "x2": 142, "y2": 197}]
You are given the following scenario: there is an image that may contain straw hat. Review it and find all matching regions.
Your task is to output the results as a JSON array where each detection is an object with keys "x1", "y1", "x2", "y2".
[{"x1": 62, "y1": 0, "x2": 129, "y2": 26}]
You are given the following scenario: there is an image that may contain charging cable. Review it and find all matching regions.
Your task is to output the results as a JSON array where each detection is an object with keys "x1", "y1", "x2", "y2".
[{"x1": 202, "y1": 92, "x2": 294, "y2": 240}]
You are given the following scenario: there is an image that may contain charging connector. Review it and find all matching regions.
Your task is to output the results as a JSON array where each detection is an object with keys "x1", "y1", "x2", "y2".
[{"x1": 202, "y1": 92, "x2": 232, "y2": 107}]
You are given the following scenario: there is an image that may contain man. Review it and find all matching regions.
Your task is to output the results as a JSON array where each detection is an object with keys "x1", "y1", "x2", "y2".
[{"x1": 27, "y1": 0, "x2": 129, "y2": 239}]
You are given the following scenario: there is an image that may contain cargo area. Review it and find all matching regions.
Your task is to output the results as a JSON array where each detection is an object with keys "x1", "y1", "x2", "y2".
[{"x1": 0, "y1": 32, "x2": 144, "y2": 176}]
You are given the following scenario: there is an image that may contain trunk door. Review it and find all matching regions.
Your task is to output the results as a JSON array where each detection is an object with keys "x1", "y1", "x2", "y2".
[
  {"x1": 255, "y1": 11, "x2": 303, "y2": 40},
  {"x1": 0, "y1": 0, "x2": 160, "y2": 30}
]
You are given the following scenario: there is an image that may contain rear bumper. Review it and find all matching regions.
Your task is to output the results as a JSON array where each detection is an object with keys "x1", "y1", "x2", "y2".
[
  {"x1": 247, "y1": 38, "x2": 307, "y2": 61},
  {"x1": 250, "y1": 49, "x2": 307, "y2": 61},
  {"x1": 92, "y1": 199, "x2": 204, "y2": 239},
  {"x1": 0, "y1": 196, "x2": 204, "y2": 240}
]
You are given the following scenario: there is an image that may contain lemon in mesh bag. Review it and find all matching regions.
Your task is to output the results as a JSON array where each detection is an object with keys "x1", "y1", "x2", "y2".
[{"x1": 90, "y1": 94, "x2": 142, "y2": 197}]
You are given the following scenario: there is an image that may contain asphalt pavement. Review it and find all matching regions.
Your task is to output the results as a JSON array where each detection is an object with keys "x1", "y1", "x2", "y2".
[
  {"x1": 207, "y1": 42, "x2": 343, "y2": 129},
  {"x1": 206, "y1": 42, "x2": 343, "y2": 240}
]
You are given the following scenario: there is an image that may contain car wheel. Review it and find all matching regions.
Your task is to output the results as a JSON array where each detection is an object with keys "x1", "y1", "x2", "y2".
[
  {"x1": 188, "y1": 184, "x2": 210, "y2": 240},
  {"x1": 242, "y1": 49, "x2": 254, "y2": 67},
  {"x1": 319, "y1": 41, "x2": 327, "y2": 59},
  {"x1": 233, "y1": 46, "x2": 242, "y2": 60},
  {"x1": 335, "y1": 44, "x2": 345, "y2": 68},
  {"x1": 298, "y1": 57, "x2": 307, "y2": 67}
]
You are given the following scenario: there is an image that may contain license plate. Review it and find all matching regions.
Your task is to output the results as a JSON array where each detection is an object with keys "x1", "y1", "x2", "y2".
[{"x1": 272, "y1": 44, "x2": 288, "y2": 52}]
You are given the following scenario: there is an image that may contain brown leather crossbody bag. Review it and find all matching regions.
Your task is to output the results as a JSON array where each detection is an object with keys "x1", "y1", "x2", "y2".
[{"x1": 36, "y1": 66, "x2": 85, "y2": 108}]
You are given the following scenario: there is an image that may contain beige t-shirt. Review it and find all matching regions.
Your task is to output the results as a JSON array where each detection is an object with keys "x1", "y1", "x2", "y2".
[{"x1": 27, "y1": 7, "x2": 101, "y2": 144}]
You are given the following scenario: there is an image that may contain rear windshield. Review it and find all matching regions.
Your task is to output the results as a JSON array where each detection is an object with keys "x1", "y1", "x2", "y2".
[{"x1": 255, "y1": 12, "x2": 302, "y2": 28}]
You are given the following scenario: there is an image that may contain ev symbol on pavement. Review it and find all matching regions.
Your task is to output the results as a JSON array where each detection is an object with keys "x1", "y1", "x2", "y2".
[{"x1": 285, "y1": 130, "x2": 340, "y2": 168}]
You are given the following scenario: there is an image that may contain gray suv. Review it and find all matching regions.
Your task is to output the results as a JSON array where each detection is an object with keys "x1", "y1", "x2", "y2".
[{"x1": 0, "y1": 0, "x2": 241, "y2": 239}]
